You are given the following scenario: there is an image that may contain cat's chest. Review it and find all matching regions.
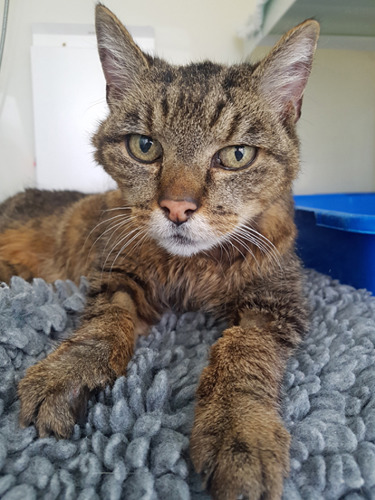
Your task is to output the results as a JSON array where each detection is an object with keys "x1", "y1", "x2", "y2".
[{"x1": 142, "y1": 254, "x2": 245, "y2": 317}]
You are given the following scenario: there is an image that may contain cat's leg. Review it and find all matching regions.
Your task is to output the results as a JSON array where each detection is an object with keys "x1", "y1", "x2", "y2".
[
  {"x1": 190, "y1": 298, "x2": 307, "y2": 500},
  {"x1": 0, "y1": 259, "x2": 19, "y2": 282},
  {"x1": 18, "y1": 284, "x2": 147, "y2": 438}
]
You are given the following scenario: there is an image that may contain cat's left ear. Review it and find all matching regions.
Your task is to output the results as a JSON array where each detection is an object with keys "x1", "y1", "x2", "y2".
[
  {"x1": 254, "y1": 20, "x2": 319, "y2": 123},
  {"x1": 95, "y1": 4, "x2": 150, "y2": 104}
]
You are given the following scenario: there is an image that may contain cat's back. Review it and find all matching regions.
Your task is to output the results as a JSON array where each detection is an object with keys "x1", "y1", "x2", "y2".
[
  {"x1": 0, "y1": 188, "x2": 87, "y2": 233},
  {"x1": 0, "y1": 188, "x2": 119, "y2": 283}
]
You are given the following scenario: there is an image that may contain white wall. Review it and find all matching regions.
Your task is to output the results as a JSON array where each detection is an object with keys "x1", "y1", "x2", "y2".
[
  {"x1": 297, "y1": 46, "x2": 375, "y2": 194},
  {"x1": 252, "y1": 40, "x2": 375, "y2": 194},
  {"x1": 0, "y1": 0, "x2": 255, "y2": 201}
]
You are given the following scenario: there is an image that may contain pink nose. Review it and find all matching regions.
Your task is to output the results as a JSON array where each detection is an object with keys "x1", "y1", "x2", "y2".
[{"x1": 159, "y1": 198, "x2": 198, "y2": 225}]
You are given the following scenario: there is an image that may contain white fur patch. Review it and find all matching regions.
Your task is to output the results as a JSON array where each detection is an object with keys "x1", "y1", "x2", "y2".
[{"x1": 148, "y1": 211, "x2": 227, "y2": 257}]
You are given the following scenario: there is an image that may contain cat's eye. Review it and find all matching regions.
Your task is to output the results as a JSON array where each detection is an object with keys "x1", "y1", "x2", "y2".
[
  {"x1": 213, "y1": 145, "x2": 258, "y2": 171},
  {"x1": 126, "y1": 134, "x2": 162, "y2": 164}
]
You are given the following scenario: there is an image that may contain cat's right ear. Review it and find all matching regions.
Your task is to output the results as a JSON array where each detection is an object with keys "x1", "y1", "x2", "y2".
[{"x1": 95, "y1": 4, "x2": 150, "y2": 105}]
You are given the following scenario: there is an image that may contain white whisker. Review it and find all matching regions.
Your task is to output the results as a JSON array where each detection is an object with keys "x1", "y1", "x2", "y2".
[
  {"x1": 84, "y1": 212, "x2": 135, "y2": 250},
  {"x1": 101, "y1": 217, "x2": 138, "y2": 252},
  {"x1": 231, "y1": 233, "x2": 262, "y2": 271},
  {"x1": 103, "y1": 206, "x2": 133, "y2": 212},
  {"x1": 131, "y1": 229, "x2": 150, "y2": 260},
  {"x1": 102, "y1": 226, "x2": 140, "y2": 272},
  {"x1": 108, "y1": 227, "x2": 149, "y2": 275},
  {"x1": 86, "y1": 215, "x2": 138, "y2": 263},
  {"x1": 225, "y1": 238, "x2": 246, "y2": 262},
  {"x1": 235, "y1": 222, "x2": 284, "y2": 272}
]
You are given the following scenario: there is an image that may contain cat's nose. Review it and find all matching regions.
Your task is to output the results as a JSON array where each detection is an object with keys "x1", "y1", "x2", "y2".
[{"x1": 159, "y1": 198, "x2": 198, "y2": 225}]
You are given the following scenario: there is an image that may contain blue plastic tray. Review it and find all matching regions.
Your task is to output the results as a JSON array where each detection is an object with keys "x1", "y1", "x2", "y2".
[{"x1": 294, "y1": 193, "x2": 375, "y2": 294}]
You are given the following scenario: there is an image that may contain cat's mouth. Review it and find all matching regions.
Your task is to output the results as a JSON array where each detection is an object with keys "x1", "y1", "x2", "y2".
[
  {"x1": 171, "y1": 233, "x2": 192, "y2": 244},
  {"x1": 158, "y1": 229, "x2": 206, "y2": 257},
  {"x1": 147, "y1": 211, "x2": 222, "y2": 257}
]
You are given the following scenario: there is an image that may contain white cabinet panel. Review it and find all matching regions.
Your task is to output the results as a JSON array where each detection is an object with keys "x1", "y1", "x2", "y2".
[{"x1": 31, "y1": 24, "x2": 154, "y2": 193}]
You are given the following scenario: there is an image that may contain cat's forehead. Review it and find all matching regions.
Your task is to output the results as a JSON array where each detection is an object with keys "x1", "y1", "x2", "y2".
[
  {"x1": 140, "y1": 60, "x2": 261, "y2": 137},
  {"x1": 152, "y1": 60, "x2": 255, "y2": 95}
]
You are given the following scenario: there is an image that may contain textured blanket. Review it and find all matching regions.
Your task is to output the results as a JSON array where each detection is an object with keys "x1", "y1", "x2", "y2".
[{"x1": 0, "y1": 270, "x2": 374, "y2": 500}]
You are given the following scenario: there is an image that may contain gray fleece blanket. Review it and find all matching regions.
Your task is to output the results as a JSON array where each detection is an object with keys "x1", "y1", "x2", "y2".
[{"x1": 0, "y1": 270, "x2": 374, "y2": 500}]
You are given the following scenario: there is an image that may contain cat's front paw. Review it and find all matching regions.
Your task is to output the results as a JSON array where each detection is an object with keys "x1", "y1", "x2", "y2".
[
  {"x1": 18, "y1": 360, "x2": 91, "y2": 438},
  {"x1": 190, "y1": 401, "x2": 290, "y2": 500}
]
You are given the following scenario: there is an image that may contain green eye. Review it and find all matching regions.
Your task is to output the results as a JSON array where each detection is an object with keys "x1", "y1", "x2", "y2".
[
  {"x1": 214, "y1": 145, "x2": 258, "y2": 170},
  {"x1": 126, "y1": 134, "x2": 162, "y2": 163}
]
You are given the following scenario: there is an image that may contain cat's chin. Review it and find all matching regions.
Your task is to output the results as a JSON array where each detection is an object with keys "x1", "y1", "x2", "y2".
[{"x1": 156, "y1": 236, "x2": 214, "y2": 258}]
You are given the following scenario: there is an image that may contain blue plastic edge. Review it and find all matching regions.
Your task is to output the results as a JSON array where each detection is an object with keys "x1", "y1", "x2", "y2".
[
  {"x1": 294, "y1": 198, "x2": 375, "y2": 235},
  {"x1": 315, "y1": 211, "x2": 375, "y2": 234}
]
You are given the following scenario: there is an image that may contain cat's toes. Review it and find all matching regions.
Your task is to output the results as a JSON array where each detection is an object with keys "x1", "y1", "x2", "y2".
[
  {"x1": 18, "y1": 362, "x2": 90, "y2": 438},
  {"x1": 18, "y1": 363, "x2": 50, "y2": 428},
  {"x1": 190, "y1": 413, "x2": 290, "y2": 500},
  {"x1": 35, "y1": 385, "x2": 90, "y2": 438}
]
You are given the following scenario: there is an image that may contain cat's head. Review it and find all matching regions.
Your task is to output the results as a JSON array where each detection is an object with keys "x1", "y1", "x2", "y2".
[{"x1": 93, "y1": 5, "x2": 319, "y2": 258}]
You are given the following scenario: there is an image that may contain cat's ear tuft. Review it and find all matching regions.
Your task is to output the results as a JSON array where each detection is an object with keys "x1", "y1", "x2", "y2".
[
  {"x1": 95, "y1": 4, "x2": 150, "y2": 103},
  {"x1": 254, "y1": 19, "x2": 319, "y2": 123}
]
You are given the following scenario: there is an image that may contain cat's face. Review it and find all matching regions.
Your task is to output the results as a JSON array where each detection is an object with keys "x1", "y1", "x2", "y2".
[{"x1": 93, "y1": 6, "x2": 319, "y2": 257}]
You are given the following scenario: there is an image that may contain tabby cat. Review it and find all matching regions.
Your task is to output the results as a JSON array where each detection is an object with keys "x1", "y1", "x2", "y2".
[{"x1": 0, "y1": 5, "x2": 319, "y2": 499}]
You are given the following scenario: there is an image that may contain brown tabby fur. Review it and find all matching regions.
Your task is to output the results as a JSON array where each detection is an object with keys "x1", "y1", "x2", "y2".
[{"x1": 0, "y1": 6, "x2": 319, "y2": 499}]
